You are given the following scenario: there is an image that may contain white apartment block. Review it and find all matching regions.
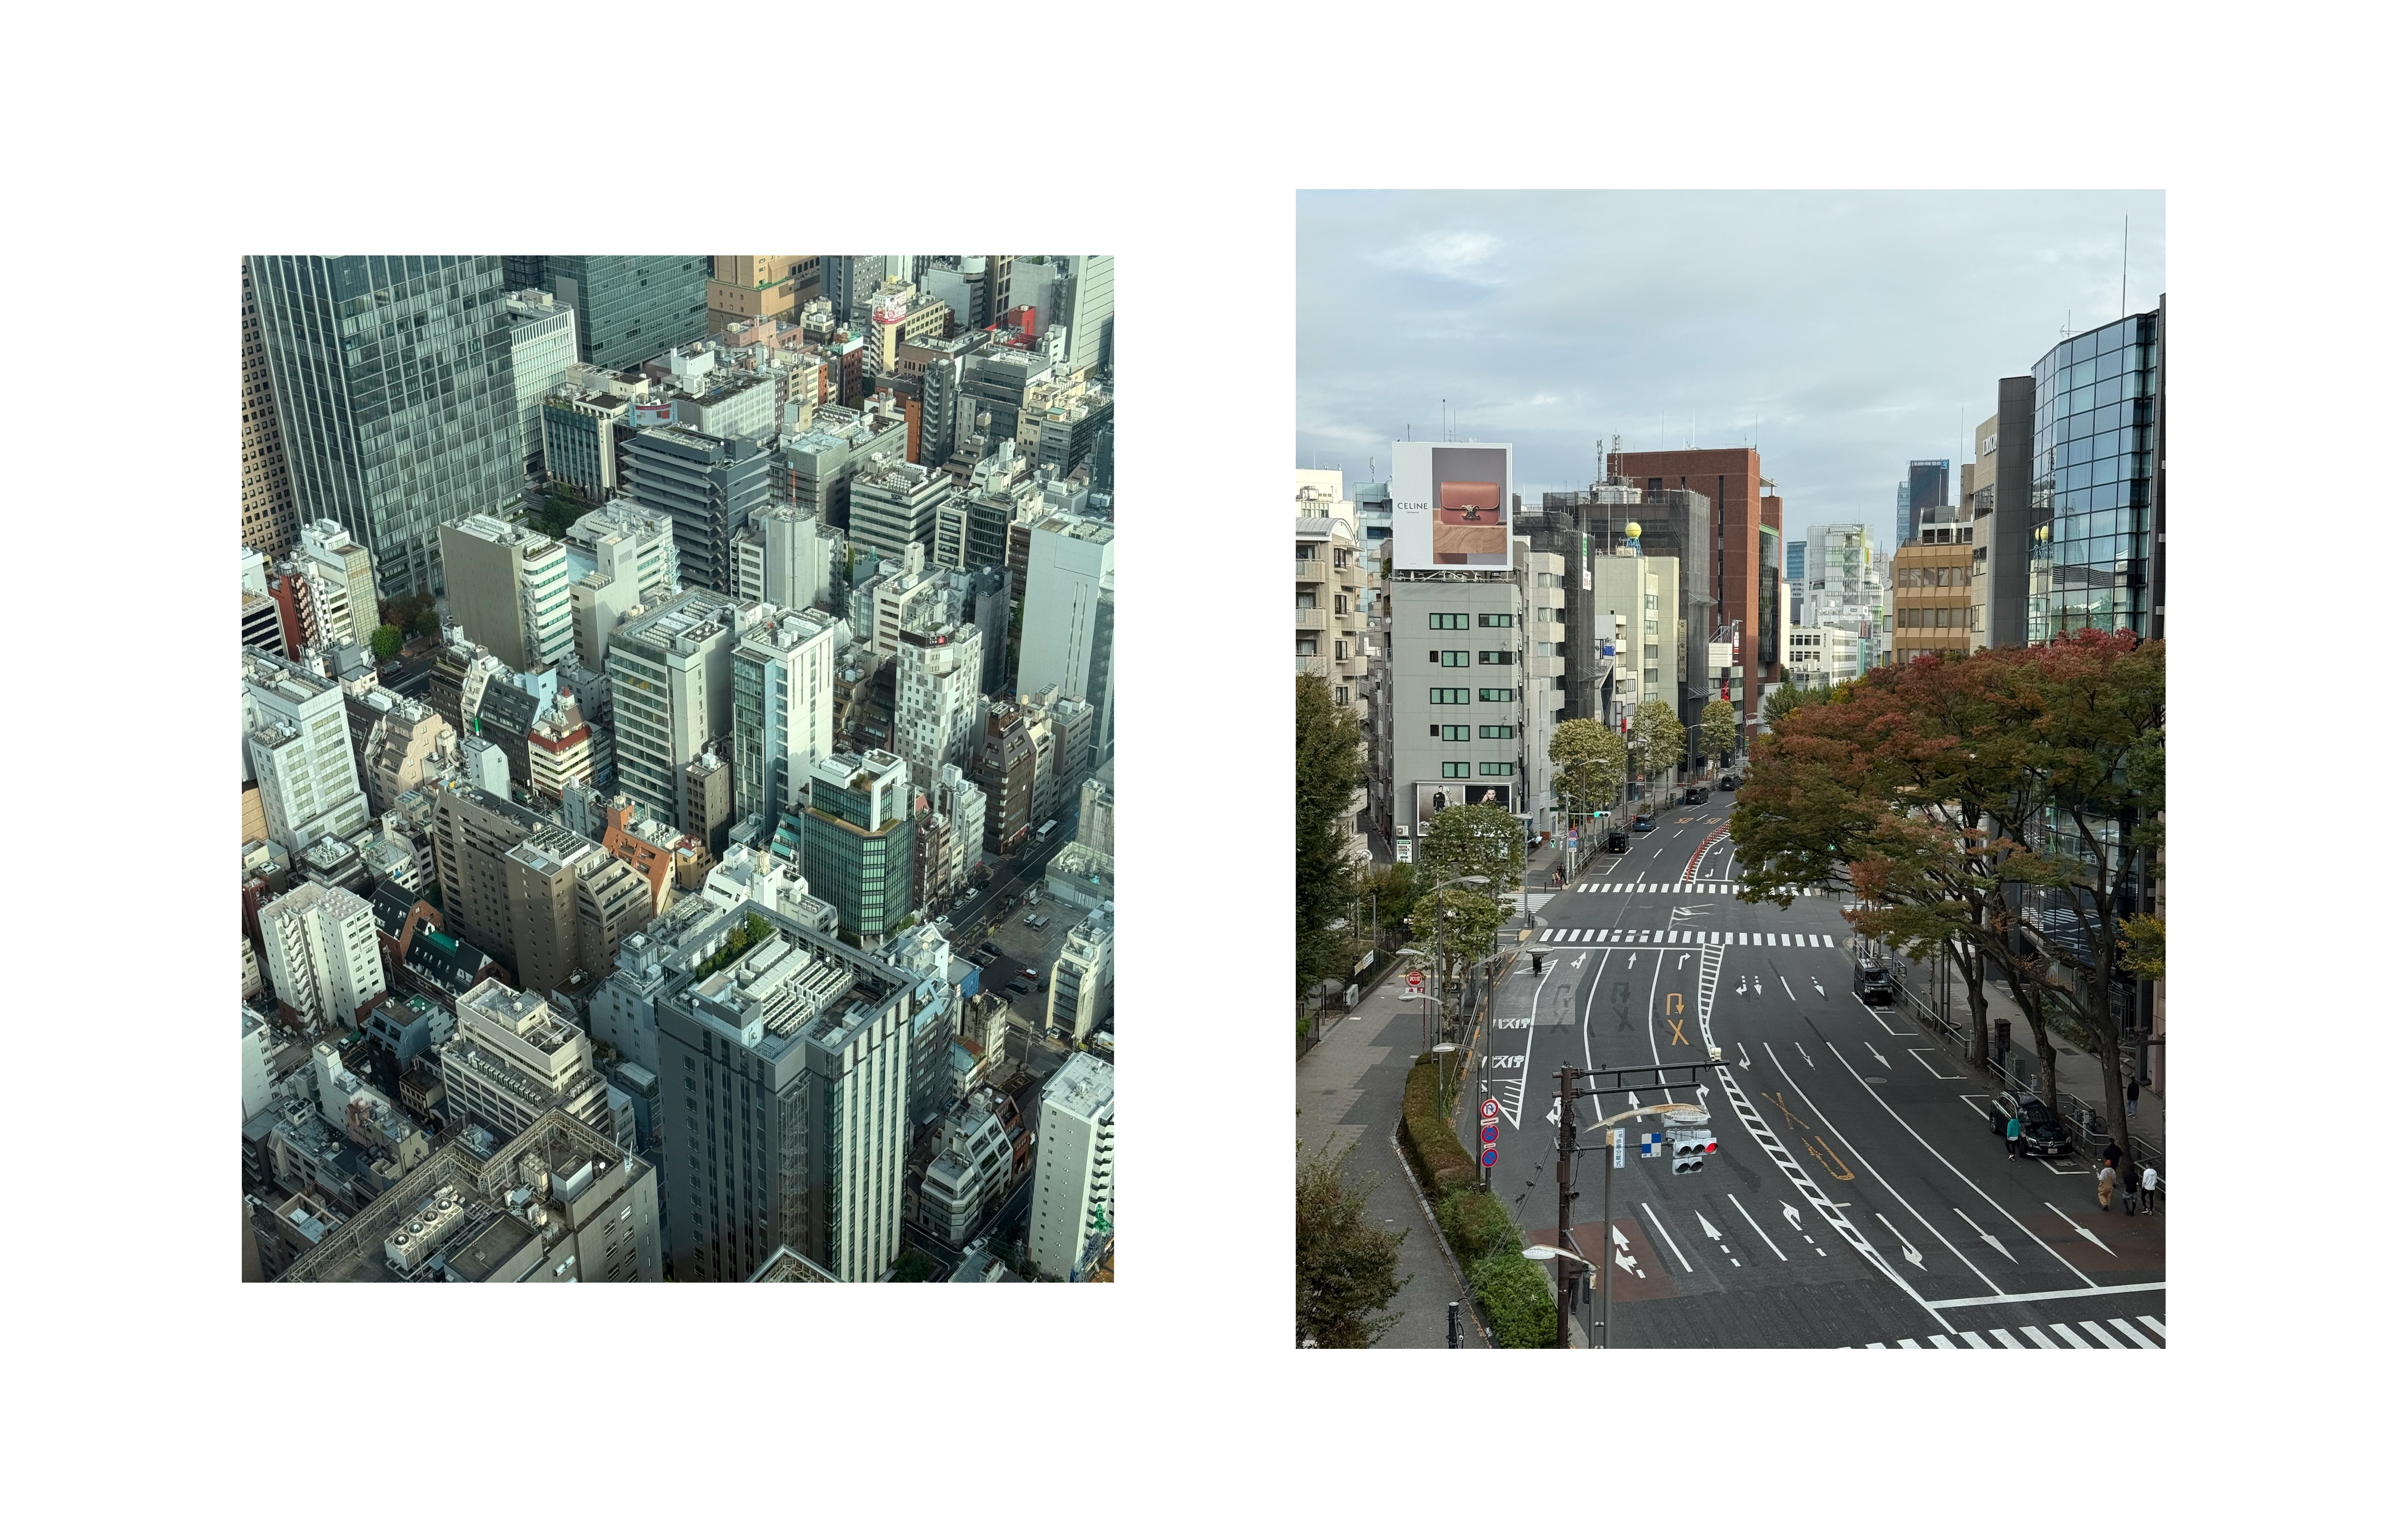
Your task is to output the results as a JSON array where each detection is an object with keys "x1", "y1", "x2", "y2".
[
  {"x1": 934, "y1": 763, "x2": 987, "y2": 890},
  {"x1": 565, "y1": 500, "x2": 679, "y2": 669},
  {"x1": 607, "y1": 589, "x2": 753, "y2": 827},
  {"x1": 895, "y1": 625, "x2": 985, "y2": 791},
  {"x1": 851, "y1": 541, "x2": 954, "y2": 662},
  {"x1": 507, "y1": 289, "x2": 579, "y2": 471},
  {"x1": 1017, "y1": 515, "x2": 1113, "y2": 758},
  {"x1": 1045, "y1": 904, "x2": 1113, "y2": 1044},
  {"x1": 259, "y1": 879, "x2": 386, "y2": 1032},
  {"x1": 242, "y1": 1005, "x2": 275, "y2": 1120},
  {"x1": 1594, "y1": 540, "x2": 1681, "y2": 728},
  {"x1": 298, "y1": 520, "x2": 378, "y2": 646},
  {"x1": 1518, "y1": 542, "x2": 1566, "y2": 835},
  {"x1": 1028, "y1": 1053, "x2": 1114, "y2": 1282},
  {"x1": 736, "y1": 502, "x2": 838, "y2": 613},
  {"x1": 439, "y1": 976, "x2": 614, "y2": 1144},
  {"x1": 245, "y1": 648, "x2": 372, "y2": 849}
]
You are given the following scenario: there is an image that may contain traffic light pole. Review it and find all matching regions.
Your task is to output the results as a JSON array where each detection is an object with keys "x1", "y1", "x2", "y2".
[
  {"x1": 1548, "y1": 1054, "x2": 1723, "y2": 1348},
  {"x1": 1555, "y1": 1064, "x2": 1577, "y2": 1352}
]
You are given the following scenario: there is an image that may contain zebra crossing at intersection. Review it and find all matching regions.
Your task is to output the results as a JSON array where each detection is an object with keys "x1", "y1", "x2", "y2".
[
  {"x1": 1572, "y1": 882, "x2": 1822, "y2": 898},
  {"x1": 1536, "y1": 928, "x2": 1836, "y2": 947},
  {"x1": 1850, "y1": 1316, "x2": 2164, "y2": 1350}
]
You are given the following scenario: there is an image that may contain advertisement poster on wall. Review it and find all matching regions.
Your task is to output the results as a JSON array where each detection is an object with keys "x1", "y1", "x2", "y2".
[{"x1": 1390, "y1": 441, "x2": 1513, "y2": 572}]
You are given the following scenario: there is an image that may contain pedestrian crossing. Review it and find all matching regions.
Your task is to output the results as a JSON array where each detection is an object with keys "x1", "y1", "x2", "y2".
[
  {"x1": 1849, "y1": 1315, "x2": 2165, "y2": 1350},
  {"x1": 1572, "y1": 882, "x2": 1821, "y2": 896},
  {"x1": 1536, "y1": 929, "x2": 1837, "y2": 947}
]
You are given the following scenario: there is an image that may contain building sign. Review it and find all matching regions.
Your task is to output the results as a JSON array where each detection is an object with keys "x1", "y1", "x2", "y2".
[
  {"x1": 1708, "y1": 641, "x2": 1733, "y2": 670},
  {"x1": 1390, "y1": 440, "x2": 1512, "y2": 573}
]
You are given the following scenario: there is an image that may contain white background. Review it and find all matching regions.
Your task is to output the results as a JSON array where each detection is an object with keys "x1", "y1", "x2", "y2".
[{"x1": 5, "y1": 2, "x2": 2396, "y2": 1531}]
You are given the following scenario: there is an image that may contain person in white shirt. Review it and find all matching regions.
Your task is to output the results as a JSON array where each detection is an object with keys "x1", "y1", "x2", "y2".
[{"x1": 2140, "y1": 1163, "x2": 2159, "y2": 1215}]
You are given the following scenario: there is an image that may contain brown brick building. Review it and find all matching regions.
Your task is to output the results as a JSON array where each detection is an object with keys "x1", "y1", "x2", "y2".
[{"x1": 1606, "y1": 447, "x2": 1782, "y2": 738}]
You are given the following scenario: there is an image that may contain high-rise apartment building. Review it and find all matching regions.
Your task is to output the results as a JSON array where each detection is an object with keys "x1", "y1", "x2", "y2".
[
  {"x1": 563, "y1": 499, "x2": 679, "y2": 667},
  {"x1": 543, "y1": 256, "x2": 707, "y2": 371},
  {"x1": 734, "y1": 503, "x2": 838, "y2": 614},
  {"x1": 973, "y1": 703, "x2": 1037, "y2": 857},
  {"x1": 1028, "y1": 1053, "x2": 1113, "y2": 1282},
  {"x1": 505, "y1": 289, "x2": 578, "y2": 479},
  {"x1": 1606, "y1": 447, "x2": 1782, "y2": 739},
  {"x1": 246, "y1": 256, "x2": 522, "y2": 597},
  {"x1": 430, "y1": 781, "x2": 548, "y2": 967},
  {"x1": 849, "y1": 456, "x2": 951, "y2": 563},
  {"x1": 293, "y1": 519, "x2": 378, "y2": 648},
  {"x1": 437, "y1": 513, "x2": 574, "y2": 672},
  {"x1": 1016, "y1": 515, "x2": 1113, "y2": 764},
  {"x1": 1379, "y1": 568, "x2": 1521, "y2": 862},
  {"x1": 731, "y1": 607, "x2": 839, "y2": 824},
  {"x1": 245, "y1": 648, "x2": 372, "y2": 849},
  {"x1": 1045, "y1": 905, "x2": 1113, "y2": 1045},
  {"x1": 894, "y1": 626, "x2": 985, "y2": 792},
  {"x1": 605, "y1": 588, "x2": 749, "y2": 828},
  {"x1": 1056, "y1": 255, "x2": 1113, "y2": 376},
  {"x1": 625, "y1": 425, "x2": 772, "y2": 597},
  {"x1": 259, "y1": 880, "x2": 387, "y2": 1033},
  {"x1": 655, "y1": 902, "x2": 921, "y2": 1283},
  {"x1": 802, "y1": 749, "x2": 915, "y2": 943},
  {"x1": 241, "y1": 260, "x2": 300, "y2": 560}
]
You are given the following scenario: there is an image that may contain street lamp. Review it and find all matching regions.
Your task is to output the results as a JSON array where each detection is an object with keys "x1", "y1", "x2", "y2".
[
  {"x1": 1396, "y1": 946, "x2": 1429, "y2": 1053},
  {"x1": 1523, "y1": 1242, "x2": 1600, "y2": 1348},
  {"x1": 1431, "y1": 1040, "x2": 1463, "y2": 1125}
]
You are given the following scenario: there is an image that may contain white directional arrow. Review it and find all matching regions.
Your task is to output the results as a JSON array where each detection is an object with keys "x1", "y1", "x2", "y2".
[
  {"x1": 2044, "y1": 1201, "x2": 2117, "y2": 1255},
  {"x1": 1737, "y1": 1043, "x2": 1754, "y2": 1069},
  {"x1": 1796, "y1": 1041, "x2": 1814, "y2": 1067},
  {"x1": 1611, "y1": 1224, "x2": 1632, "y2": 1253},
  {"x1": 1753, "y1": 977, "x2": 1764, "y2": 996},
  {"x1": 1781, "y1": 1202, "x2": 1804, "y2": 1232},
  {"x1": 1698, "y1": 1213, "x2": 1724, "y2": 1242},
  {"x1": 1628, "y1": 1091, "x2": 1641, "y2": 1110},
  {"x1": 1865, "y1": 1043, "x2": 1892, "y2": 1068},
  {"x1": 1874, "y1": 1212, "x2": 1926, "y2": 1270},
  {"x1": 1613, "y1": 1250, "x2": 1645, "y2": 1278},
  {"x1": 1547, "y1": 1099, "x2": 1561, "y2": 1127},
  {"x1": 1954, "y1": 1207, "x2": 2013, "y2": 1259},
  {"x1": 1811, "y1": 977, "x2": 1826, "y2": 996}
]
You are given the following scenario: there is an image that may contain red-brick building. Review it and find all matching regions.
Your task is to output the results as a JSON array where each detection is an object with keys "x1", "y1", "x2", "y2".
[{"x1": 1606, "y1": 447, "x2": 1782, "y2": 739}]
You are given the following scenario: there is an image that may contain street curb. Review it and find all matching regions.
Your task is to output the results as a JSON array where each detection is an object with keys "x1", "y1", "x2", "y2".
[{"x1": 1388, "y1": 1120, "x2": 1492, "y2": 1348}]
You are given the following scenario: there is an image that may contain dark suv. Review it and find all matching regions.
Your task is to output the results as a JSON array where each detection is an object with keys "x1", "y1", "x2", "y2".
[
  {"x1": 1988, "y1": 1091, "x2": 2074, "y2": 1158},
  {"x1": 1850, "y1": 956, "x2": 1894, "y2": 1004},
  {"x1": 1606, "y1": 827, "x2": 1629, "y2": 853},
  {"x1": 1718, "y1": 772, "x2": 1737, "y2": 791},
  {"x1": 1684, "y1": 784, "x2": 1709, "y2": 805}
]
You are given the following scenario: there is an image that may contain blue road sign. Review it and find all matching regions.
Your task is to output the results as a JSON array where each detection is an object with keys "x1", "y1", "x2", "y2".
[
  {"x1": 1480, "y1": 1146, "x2": 1497, "y2": 1167},
  {"x1": 1479, "y1": 1123, "x2": 1498, "y2": 1146}
]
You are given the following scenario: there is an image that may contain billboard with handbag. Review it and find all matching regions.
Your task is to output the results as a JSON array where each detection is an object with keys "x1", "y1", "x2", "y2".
[{"x1": 1390, "y1": 441, "x2": 1512, "y2": 571}]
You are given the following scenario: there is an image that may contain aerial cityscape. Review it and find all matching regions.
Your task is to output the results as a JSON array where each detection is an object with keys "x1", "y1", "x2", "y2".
[
  {"x1": 241, "y1": 255, "x2": 1116, "y2": 1283},
  {"x1": 1295, "y1": 193, "x2": 2166, "y2": 1348}
]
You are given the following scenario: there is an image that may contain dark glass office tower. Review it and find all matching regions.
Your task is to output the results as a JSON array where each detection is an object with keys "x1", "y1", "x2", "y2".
[
  {"x1": 544, "y1": 256, "x2": 708, "y2": 370},
  {"x1": 1906, "y1": 458, "x2": 1951, "y2": 543},
  {"x1": 246, "y1": 255, "x2": 523, "y2": 598},
  {"x1": 624, "y1": 426, "x2": 772, "y2": 596},
  {"x1": 2028, "y1": 308, "x2": 2161, "y2": 640}
]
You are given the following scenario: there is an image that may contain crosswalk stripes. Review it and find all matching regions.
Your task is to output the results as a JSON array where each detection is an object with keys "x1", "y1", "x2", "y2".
[
  {"x1": 1534, "y1": 929, "x2": 1836, "y2": 947},
  {"x1": 1572, "y1": 882, "x2": 1824, "y2": 897},
  {"x1": 1851, "y1": 1317, "x2": 2165, "y2": 1349}
]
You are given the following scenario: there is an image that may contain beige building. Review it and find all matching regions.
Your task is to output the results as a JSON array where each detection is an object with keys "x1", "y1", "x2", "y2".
[
  {"x1": 1965, "y1": 411, "x2": 2002, "y2": 652},
  {"x1": 437, "y1": 979, "x2": 617, "y2": 1145},
  {"x1": 241, "y1": 260, "x2": 300, "y2": 560},
  {"x1": 1296, "y1": 470, "x2": 1369, "y2": 865},
  {"x1": 364, "y1": 696, "x2": 457, "y2": 813},
  {"x1": 437, "y1": 514, "x2": 574, "y2": 673},
  {"x1": 706, "y1": 256, "x2": 817, "y2": 335}
]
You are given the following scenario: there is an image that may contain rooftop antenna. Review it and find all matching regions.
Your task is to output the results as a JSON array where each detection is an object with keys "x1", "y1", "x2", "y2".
[{"x1": 1595, "y1": 437, "x2": 1605, "y2": 484}]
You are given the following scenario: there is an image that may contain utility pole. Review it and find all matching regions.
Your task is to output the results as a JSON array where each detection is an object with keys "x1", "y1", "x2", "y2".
[{"x1": 1556, "y1": 1064, "x2": 1577, "y2": 1351}]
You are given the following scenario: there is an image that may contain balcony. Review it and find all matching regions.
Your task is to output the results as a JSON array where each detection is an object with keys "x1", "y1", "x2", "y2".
[
  {"x1": 1293, "y1": 606, "x2": 1328, "y2": 632},
  {"x1": 1295, "y1": 655, "x2": 1329, "y2": 677},
  {"x1": 1295, "y1": 556, "x2": 1331, "y2": 580}
]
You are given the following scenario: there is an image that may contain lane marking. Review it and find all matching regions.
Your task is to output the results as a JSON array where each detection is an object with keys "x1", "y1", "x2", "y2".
[
  {"x1": 1989, "y1": 1328, "x2": 2026, "y2": 1349},
  {"x1": 1908, "y1": 1046, "x2": 1966, "y2": 1081},
  {"x1": 1639, "y1": 1201, "x2": 1694, "y2": 1274},
  {"x1": 2049, "y1": 1322, "x2": 2095, "y2": 1349},
  {"x1": 2107, "y1": 1318, "x2": 2161, "y2": 1349},
  {"x1": 1726, "y1": 1194, "x2": 1787, "y2": 1262},
  {"x1": 2138, "y1": 1315, "x2": 2168, "y2": 1341},
  {"x1": 2078, "y1": 1321, "x2": 2128, "y2": 1349},
  {"x1": 1825, "y1": 1038, "x2": 2102, "y2": 1290},
  {"x1": 1780, "y1": 975, "x2": 1796, "y2": 1001},
  {"x1": 1922, "y1": 1281, "x2": 2166, "y2": 1309},
  {"x1": 2020, "y1": 1326, "x2": 2061, "y2": 1348},
  {"x1": 2043, "y1": 1201, "x2": 2117, "y2": 1255}
]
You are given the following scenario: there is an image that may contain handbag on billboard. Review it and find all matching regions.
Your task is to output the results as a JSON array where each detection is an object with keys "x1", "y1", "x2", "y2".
[{"x1": 1437, "y1": 481, "x2": 1500, "y2": 524}]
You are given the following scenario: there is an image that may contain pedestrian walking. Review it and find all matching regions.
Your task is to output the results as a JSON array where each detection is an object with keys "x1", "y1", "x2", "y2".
[
  {"x1": 2102, "y1": 1139, "x2": 2122, "y2": 1171},
  {"x1": 2126, "y1": 1077, "x2": 2141, "y2": 1116},
  {"x1": 2004, "y1": 1113, "x2": 2022, "y2": 1160},
  {"x1": 2141, "y1": 1163, "x2": 2159, "y2": 1215},
  {"x1": 2095, "y1": 1159, "x2": 2115, "y2": 1211},
  {"x1": 2121, "y1": 1160, "x2": 2141, "y2": 1215}
]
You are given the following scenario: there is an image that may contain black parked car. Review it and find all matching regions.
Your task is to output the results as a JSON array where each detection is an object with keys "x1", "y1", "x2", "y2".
[
  {"x1": 1006, "y1": 980, "x2": 1032, "y2": 996},
  {"x1": 1633, "y1": 813, "x2": 1655, "y2": 833},
  {"x1": 1718, "y1": 772, "x2": 1737, "y2": 791},
  {"x1": 1988, "y1": 1091, "x2": 2074, "y2": 1157},
  {"x1": 1684, "y1": 784, "x2": 1709, "y2": 805},
  {"x1": 1850, "y1": 956, "x2": 1894, "y2": 1004},
  {"x1": 1606, "y1": 827, "x2": 1629, "y2": 852}
]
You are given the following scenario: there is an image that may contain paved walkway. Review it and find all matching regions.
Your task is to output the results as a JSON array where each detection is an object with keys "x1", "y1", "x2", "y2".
[
  {"x1": 1899, "y1": 963, "x2": 2164, "y2": 1155},
  {"x1": 1296, "y1": 978, "x2": 1489, "y2": 1348}
]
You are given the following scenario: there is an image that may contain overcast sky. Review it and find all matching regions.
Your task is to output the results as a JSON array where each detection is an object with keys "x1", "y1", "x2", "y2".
[{"x1": 1297, "y1": 190, "x2": 2165, "y2": 547}]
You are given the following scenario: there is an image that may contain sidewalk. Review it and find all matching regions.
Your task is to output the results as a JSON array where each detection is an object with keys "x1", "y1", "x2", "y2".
[
  {"x1": 1904, "y1": 960, "x2": 2163, "y2": 1156},
  {"x1": 1296, "y1": 979, "x2": 1490, "y2": 1348}
]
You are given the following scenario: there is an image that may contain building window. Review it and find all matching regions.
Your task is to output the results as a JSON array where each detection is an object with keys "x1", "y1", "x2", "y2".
[
  {"x1": 1429, "y1": 613, "x2": 1469, "y2": 630},
  {"x1": 1478, "y1": 650, "x2": 1514, "y2": 666},
  {"x1": 1478, "y1": 687, "x2": 1515, "y2": 702},
  {"x1": 1479, "y1": 762, "x2": 1515, "y2": 776},
  {"x1": 1479, "y1": 613, "x2": 1514, "y2": 627},
  {"x1": 1438, "y1": 725, "x2": 1469, "y2": 741},
  {"x1": 1440, "y1": 762, "x2": 1471, "y2": 778},
  {"x1": 1438, "y1": 651, "x2": 1469, "y2": 667},
  {"x1": 1479, "y1": 724, "x2": 1514, "y2": 739},
  {"x1": 1429, "y1": 687, "x2": 1469, "y2": 704}
]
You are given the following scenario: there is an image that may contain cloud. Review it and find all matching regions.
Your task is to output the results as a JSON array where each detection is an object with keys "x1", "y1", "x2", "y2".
[{"x1": 1369, "y1": 231, "x2": 1506, "y2": 284}]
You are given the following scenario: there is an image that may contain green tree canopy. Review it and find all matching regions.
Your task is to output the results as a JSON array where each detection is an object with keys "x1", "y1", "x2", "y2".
[
  {"x1": 1700, "y1": 696, "x2": 1737, "y2": 759},
  {"x1": 1633, "y1": 697, "x2": 1685, "y2": 777},
  {"x1": 1296, "y1": 677, "x2": 1364, "y2": 1003},
  {"x1": 1418, "y1": 801, "x2": 1521, "y2": 894},
  {"x1": 369, "y1": 624, "x2": 404, "y2": 661},
  {"x1": 412, "y1": 608, "x2": 443, "y2": 639},
  {"x1": 1548, "y1": 717, "x2": 1623, "y2": 820},
  {"x1": 1296, "y1": 1139, "x2": 1408, "y2": 1348}
]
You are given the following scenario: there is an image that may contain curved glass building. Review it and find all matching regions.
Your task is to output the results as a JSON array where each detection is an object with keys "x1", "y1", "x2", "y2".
[{"x1": 2028, "y1": 310, "x2": 2161, "y2": 639}]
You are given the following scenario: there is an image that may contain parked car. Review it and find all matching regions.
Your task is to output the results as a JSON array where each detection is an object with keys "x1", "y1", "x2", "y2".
[
  {"x1": 1684, "y1": 784, "x2": 1709, "y2": 805},
  {"x1": 1020, "y1": 967, "x2": 1039, "y2": 981},
  {"x1": 1718, "y1": 772, "x2": 1737, "y2": 791},
  {"x1": 1025, "y1": 913, "x2": 1050, "y2": 930},
  {"x1": 1633, "y1": 813, "x2": 1655, "y2": 833},
  {"x1": 1850, "y1": 956, "x2": 1894, "y2": 1005},
  {"x1": 1006, "y1": 980, "x2": 1031, "y2": 996},
  {"x1": 1988, "y1": 1090, "x2": 2074, "y2": 1157},
  {"x1": 1606, "y1": 827, "x2": 1630, "y2": 852}
]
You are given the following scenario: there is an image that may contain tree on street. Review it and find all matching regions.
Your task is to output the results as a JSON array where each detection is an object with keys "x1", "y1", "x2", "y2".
[
  {"x1": 1632, "y1": 697, "x2": 1684, "y2": 801},
  {"x1": 1700, "y1": 696, "x2": 1737, "y2": 761},
  {"x1": 369, "y1": 624, "x2": 404, "y2": 661},
  {"x1": 1549, "y1": 717, "x2": 1623, "y2": 830},
  {"x1": 1296, "y1": 1138, "x2": 1409, "y2": 1348},
  {"x1": 1408, "y1": 801, "x2": 1519, "y2": 1031},
  {"x1": 1296, "y1": 676, "x2": 1363, "y2": 1007}
]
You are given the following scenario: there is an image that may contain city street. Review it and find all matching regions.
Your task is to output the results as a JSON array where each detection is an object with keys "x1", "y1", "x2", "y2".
[{"x1": 1475, "y1": 785, "x2": 2166, "y2": 1349}]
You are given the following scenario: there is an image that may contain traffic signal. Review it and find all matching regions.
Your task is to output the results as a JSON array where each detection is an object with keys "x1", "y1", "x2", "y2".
[{"x1": 1670, "y1": 1127, "x2": 1717, "y2": 1174}]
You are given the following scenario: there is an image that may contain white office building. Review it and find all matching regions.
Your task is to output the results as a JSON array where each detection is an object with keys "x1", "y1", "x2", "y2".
[
  {"x1": 507, "y1": 289, "x2": 579, "y2": 475},
  {"x1": 259, "y1": 880, "x2": 386, "y2": 1032},
  {"x1": 894, "y1": 624, "x2": 985, "y2": 791},
  {"x1": 731, "y1": 606, "x2": 838, "y2": 823},
  {"x1": 1045, "y1": 904, "x2": 1113, "y2": 1045},
  {"x1": 242, "y1": 1005, "x2": 276, "y2": 1120},
  {"x1": 736, "y1": 502, "x2": 838, "y2": 613},
  {"x1": 245, "y1": 648, "x2": 372, "y2": 848},
  {"x1": 438, "y1": 512, "x2": 576, "y2": 673},
  {"x1": 1028, "y1": 1053, "x2": 1113, "y2": 1281},
  {"x1": 565, "y1": 500, "x2": 680, "y2": 667},
  {"x1": 438, "y1": 976, "x2": 616, "y2": 1144},
  {"x1": 298, "y1": 520, "x2": 378, "y2": 647},
  {"x1": 608, "y1": 588, "x2": 754, "y2": 827},
  {"x1": 1016, "y1": 515, "x2": 1113, "y2": 764}
]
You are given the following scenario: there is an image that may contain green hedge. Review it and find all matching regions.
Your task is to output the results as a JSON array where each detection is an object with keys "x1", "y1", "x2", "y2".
[
  {"x1": 1470, "y1": 1251, "x2": 1557, "y2": 1348},
  {"x1": 1398, "y1": 1056, "x2": 1478, "y2": 1196}
]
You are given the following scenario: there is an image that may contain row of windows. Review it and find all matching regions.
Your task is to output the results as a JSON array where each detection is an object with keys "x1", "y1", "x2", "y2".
[
  {"x1": 1432, "y1": 650, "x2": 1517, "y2": 667},
  {"x1": 1428, "y1": 613, "x2": 1515, "y2": 629},
  {"x1": 1437, "y1": 762, "x2": 1519, "y2": 777}
]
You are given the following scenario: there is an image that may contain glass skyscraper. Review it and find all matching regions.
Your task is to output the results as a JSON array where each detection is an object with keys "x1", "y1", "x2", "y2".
[
  {"x1": 2027, "y1": 310, "x2": 2159, "y2": 639},
  {"x1": 544, "y1": 255, "x2": 708, "y2": 370},
  {"x1": 246, "y1": 255, "x2": 523, "y2": 599}
]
